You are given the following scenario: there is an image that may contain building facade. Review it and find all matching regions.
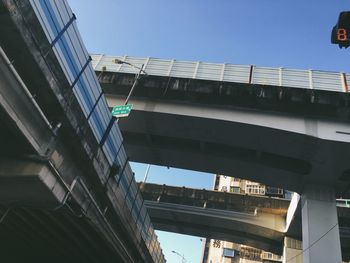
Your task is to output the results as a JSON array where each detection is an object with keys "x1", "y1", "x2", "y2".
[
  {"x1": 201, "y1": 174, "x2": 285, "y2": 263},
  {"x1": 214, "y1": 174, "x2": 285, "y2": 198}
]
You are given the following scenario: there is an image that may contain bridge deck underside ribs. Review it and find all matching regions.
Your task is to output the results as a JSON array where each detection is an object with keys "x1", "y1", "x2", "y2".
[{"x1": 0, "y1": 206, "x2": 121, "y2": 263}]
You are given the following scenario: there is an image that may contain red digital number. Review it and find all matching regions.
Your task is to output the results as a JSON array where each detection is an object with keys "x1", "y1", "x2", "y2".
[{"x1": 337, "y1": 28, "x2": 347, "y2": 41}]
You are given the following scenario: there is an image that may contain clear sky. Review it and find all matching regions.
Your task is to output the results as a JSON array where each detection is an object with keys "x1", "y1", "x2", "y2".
[{"x1": 68, "y1": 1, "x2": 349, "y2": 262}]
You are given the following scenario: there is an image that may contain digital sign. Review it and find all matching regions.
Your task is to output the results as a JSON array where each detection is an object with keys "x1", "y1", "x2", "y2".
[
  {"x1": 337, "y1": 28, "x2": 348, "y2": 41},
  {"x1": 331, "y1": 11, "x2": 350, "y2": 48}
]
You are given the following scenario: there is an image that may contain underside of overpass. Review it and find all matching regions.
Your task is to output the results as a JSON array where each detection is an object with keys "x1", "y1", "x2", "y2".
[
  {"x1": 139, "y1": 183, "x2": 288, "y2": 255},
  {"x1": 0, "y1": 48, "x2": 141, "y2": 261},
  {"x1": 140, "y1": 183, "x2": 350, "y2": 260},
  {"x1": 99, "y1": 68, "x2": 350, "y2": 197},
  {"x1": 0, "y1": 1, "x2": 161, "y2": 262},
  {"x1": 0, "y1": 157, "x2": 130, "y2": 263},
  {"x1": 146, "y1": 200, "x2": 285, "y2": 255},
  {"x1": 0, "y1": 206, "x2": 123, "y2": 263}
]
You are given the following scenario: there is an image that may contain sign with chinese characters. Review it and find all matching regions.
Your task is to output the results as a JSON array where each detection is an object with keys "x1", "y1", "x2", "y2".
[{"x1": 111, "y1": 104, "x2": 133, "y2": 118}]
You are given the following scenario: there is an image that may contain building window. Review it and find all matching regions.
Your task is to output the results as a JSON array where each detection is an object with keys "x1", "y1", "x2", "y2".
[
  {"x1": 266, "y1": 186, "x2": 284, "y2": 196},
  {"x1": 221, "y1": 186, "x2": 227, "y2": 192},
  {"x1": 246, "y1": 184, "x2": 265, "y2": 195},
  {"x1": 240, "y1": 246, "x2": 262, "y2": 261},
  {"x1": 230, "y1": 186, "x2": 240, "y2": 194},
  {"x1": 261, "y1": 251, "x2": 282, "y2": 261},
  {"x1": 223, "y1": 248, "x2": 235, "y2": 258}
]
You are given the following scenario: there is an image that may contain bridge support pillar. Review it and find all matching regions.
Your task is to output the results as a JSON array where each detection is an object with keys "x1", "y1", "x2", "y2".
[
  {"x1": 301, "y1": 186, "x2": 341, "y2": 263},
  {"x1": 283, "y1": 237, "x2": 303, "y2": 263}
]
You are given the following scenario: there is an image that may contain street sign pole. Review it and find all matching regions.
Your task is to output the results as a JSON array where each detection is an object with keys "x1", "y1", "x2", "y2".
[
  {"x1": 124, "y1": 64, "x2": 145, "y2": 105},
  {"x1": 100, "y1": 64, "x2": 145, "y2": 147},
  {"x1": 113, "y1": 63, "x2": 144, "y2": 119}
]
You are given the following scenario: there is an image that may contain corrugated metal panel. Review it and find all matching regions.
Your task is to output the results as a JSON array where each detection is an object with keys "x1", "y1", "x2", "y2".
[
  {"x1": 196, "y1": 62, "x2": 222, "y2": 81},
  {"x1": 93, "y1": 54, "x2": 116, "y2": 72},
  {"x1": 170, "y1": 60, "x2": 197, "y2": 78},
  {"x1": 344, "y1": 73, "x2": 350, "y2": 92},
  {"x1": 30, "y1": 1, "x2": 164, "y2": 261},
  {"x1": 93, "y1": 54, "x2": 349, "y2": 93},
  {"x1": 346, "y1": 73, "x2": 350, "y2": 82},
  {"x1": 223, "y1": 64, "x2": 251, "y2": 83},
  {"x1": 91, "y1": 54, "x2": 102, "y2": 69},
  {"x1": 30, "y1": 0, "x2": 56, "y2": 42},
  {"x1": 252, "y1": 67, "x2": 280, "y2": 86},
  {"x1": 281, "y1": 69, "x2": 309, "y2": 89},
  {"x1": 146, "y1": 58, "x2": 172, "y2": 76},
  {"x1": 312, "y1": 71, "x2": 343, "y2": 92}
]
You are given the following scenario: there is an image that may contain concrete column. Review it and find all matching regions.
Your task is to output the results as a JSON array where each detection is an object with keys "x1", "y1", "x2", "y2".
[
  {"x1": 301, "y1": 186, "x2": 342, "y2": 263},
  {"x1": 283, "y1": 237, "x2": 303, "y2": 263}
]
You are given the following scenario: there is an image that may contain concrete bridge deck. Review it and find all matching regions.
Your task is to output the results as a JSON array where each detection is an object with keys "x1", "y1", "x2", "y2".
[
  {"x1": 95, "y1": 54, "x2": 350, "y2": 197},
  {"x1": 139, "y1": 183, "x2": 350, "y2": 260},
  {"x1": 96, "y1": 54, "x2": 350, "y2": 262}
]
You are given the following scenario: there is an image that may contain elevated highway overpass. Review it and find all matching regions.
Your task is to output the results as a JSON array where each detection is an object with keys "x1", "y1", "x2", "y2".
[
  {"x1": 0, "y1": 1, "x2": 164, "y2": 262},
  {"x1": 139, "y1": 183, "x2": 350, "y2": 260},
  {"x1": 95, "y1": 54, "x2": 350, "y2": 195},
  {"x1": 0, "y1": 0, "x2": 348, "y2": 261},
  {"x1": 95, "y1": 54, "x2": 350, "y2": 262},
  {"x1": 139, "y1": 183, "x2": 288, "y2": 255}
]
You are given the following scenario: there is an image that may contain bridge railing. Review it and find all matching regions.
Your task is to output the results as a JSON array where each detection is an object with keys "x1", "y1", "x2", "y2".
[
  {"x1": 92, "y1": 54, "x2": 349, "y2": 93},
  {"x1": 29, "y1": 1, "x2": 164, "y2": 262}
]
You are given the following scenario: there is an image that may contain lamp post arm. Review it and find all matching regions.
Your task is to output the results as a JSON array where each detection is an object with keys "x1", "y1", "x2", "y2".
[
  {"x1": 114, "y1": 59, "x2": 147, "y2": 75},
  {"x1": 126, "y1": 61, "x2": 147, "y2": 75},
  {"x1": 172, "y1": 250, "x2": 187, "y2": 263},
  {"x1": 124, "y1": 64, "x2": 144, "y2": 105}
]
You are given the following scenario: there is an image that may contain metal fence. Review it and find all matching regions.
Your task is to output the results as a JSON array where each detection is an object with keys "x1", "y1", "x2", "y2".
[
  {"x1": 92, "y1": 54, "x2": 349, "y2": 93},
  {"x1": 29, "y1": 1, "x2": 165, "y2": 262}
]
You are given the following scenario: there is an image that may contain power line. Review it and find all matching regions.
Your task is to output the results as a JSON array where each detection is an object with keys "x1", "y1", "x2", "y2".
[{"x1": 285, "y1": 222, "x2": 339, "y2": 262}]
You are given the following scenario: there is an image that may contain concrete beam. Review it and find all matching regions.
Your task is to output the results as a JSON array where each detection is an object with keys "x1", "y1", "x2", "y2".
[
  {"x1": 0, "y1": 46, "x2": 53, "y2": 156},
  {"x1": 146, "y1": 200, "x2": 285, "y2": 255},
  {"x1": 106, "y1": 95, "x2": 350, "y2": 196},
  {"x1": 0, "y1": 158, "x2": 66, "y2": 208},
  {"x1": 106, "y1": 95, "x2": 350, "y2": 144},
  {"x1": 139, "y1": 182, "x2": 290, "y2": 215}
]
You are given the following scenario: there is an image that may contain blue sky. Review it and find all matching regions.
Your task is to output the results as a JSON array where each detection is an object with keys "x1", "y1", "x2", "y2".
[
  {"x1": 70, "y1": 0, "x2": 349, "y2": 71},
  {"x1": 68, "y1": 1, "x2": 349, "y2": 262}
]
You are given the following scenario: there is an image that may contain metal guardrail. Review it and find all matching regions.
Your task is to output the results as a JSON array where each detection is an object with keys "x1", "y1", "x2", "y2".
[{"x1": 92, "y1": 54, "x2": 349, "y2": 93}]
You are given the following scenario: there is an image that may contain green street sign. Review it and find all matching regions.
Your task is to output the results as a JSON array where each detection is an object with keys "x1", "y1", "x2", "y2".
[{"x1": 111, "y1": 104, "x2": 133, "y2": 118}]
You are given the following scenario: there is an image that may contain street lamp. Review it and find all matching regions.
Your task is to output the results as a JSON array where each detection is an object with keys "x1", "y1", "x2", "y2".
[
  {"x1": 99, "y1": 58, "x2": 147, "y2": 147},
  {"x1": 113, "y1": 58, "x2": 147, "y2": 106},
  {"x1": 143, "y1": 164, "x2": 151, "y2": 183},
  {"x1": 113, "y1": 58, "x2": 148, "y2": 75},
  {"x1": 172, "y1": 250, "x2": 187, "y2": 263}
]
